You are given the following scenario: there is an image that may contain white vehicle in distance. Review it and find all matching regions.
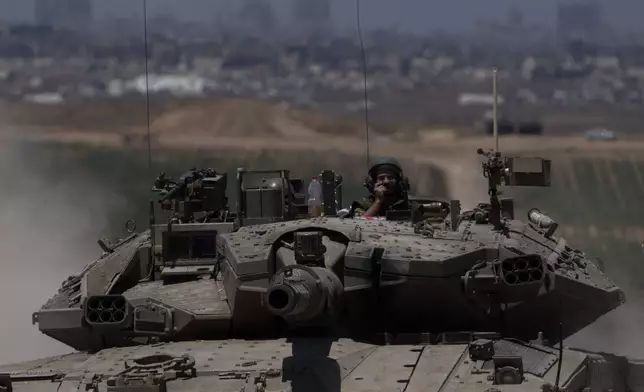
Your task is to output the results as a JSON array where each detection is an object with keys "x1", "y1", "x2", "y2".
[{"x1": 584, "y1": 128, "x2": 618, "y2": 141}]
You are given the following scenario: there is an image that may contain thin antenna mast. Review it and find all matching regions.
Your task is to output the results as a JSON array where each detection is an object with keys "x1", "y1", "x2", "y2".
[
  {"x1": 143, "y1": 0, "x2": 152, "y2": 173},
  {"x1": 554, "y1": 322, "x2": 564, "y2": 390},
  {"x1": 492, "y1": 67, "x2": 499, "y2": 152},
  {"x1": 476, "y1": 67, "x2": 504, "y2": 230},
  {"x1": 143, "y1": 0, "x2": 156, "y2": 281},
  {"x1": 356, "y1": 0, "x2": 370, "y2": 168}
]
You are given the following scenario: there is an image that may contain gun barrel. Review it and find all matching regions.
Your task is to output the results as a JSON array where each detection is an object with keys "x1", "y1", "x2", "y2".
[
  {"x1": 264, "y1": 265, "x2": 343, "y2": 323},
  {"x1": 160, "y1": 185, "x2": 182, "y2": 202}
]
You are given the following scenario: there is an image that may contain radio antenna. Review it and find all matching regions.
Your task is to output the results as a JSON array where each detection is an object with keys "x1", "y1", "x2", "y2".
[
  {"x1": 143, "y1": 0, "x2": 152, "y2": 173},
  {"x1": 143, "y1": 0, "x2": 156, "y2": 281},
  {"x1": 554, "y1": 322, "x2": 564, "y2": 390},
  {"x1": 356, "y1": 0, "x2": 370, "y2": 168},
  {"x1": 492, "y1": 67, "x2": 499, "y2": 153},
  {"x1": 476, "y1": 67, "x2": 504, "y2": 230}
]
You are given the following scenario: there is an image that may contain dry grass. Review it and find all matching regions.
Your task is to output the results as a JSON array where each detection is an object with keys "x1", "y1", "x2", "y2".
[
  {"x1": 0, "y1": 98, "x2": 163, "y2": 130},
  {"x1": 0, "y1": 98, "x2": 385, "y2": 139}
]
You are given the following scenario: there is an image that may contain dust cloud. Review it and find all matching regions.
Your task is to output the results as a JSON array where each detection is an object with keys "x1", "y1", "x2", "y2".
[
  {"x1": 566, "y1": 292, "x2": 644, "y2": 358},
  {"x1": 0, "y1": 142, "x2": 127, "y2": 365}
]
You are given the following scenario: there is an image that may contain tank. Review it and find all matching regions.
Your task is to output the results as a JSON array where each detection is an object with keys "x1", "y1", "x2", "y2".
[{"x1": 1, "y1": 154, "x2": 642, "y2": 392}]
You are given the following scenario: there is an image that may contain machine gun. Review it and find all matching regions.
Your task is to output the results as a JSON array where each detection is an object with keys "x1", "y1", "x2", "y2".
[
  {"x1": 475, "y1": 69, "x2": 552, "y2": 231},
  {"x1": 152, "y1": 168, "x2": 229, "y2": 223},
  {"x1": 476, "y1": 149, "x2": 552, "y2": 229}
]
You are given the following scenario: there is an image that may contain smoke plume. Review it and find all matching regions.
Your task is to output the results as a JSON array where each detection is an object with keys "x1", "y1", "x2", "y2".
[{"x1": 0, "y1": 142, "x2": 127, "y2": 365}]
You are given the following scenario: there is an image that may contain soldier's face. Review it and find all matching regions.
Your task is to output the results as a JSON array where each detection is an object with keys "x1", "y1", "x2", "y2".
[{"x1": 376, "y1": 173, "x2": 396, "y2": 187}]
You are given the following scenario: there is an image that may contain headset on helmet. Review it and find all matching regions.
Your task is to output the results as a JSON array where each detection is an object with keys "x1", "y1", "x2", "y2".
[{"x1": 363, "y1": 157, "x2": 410, "y2": 194}]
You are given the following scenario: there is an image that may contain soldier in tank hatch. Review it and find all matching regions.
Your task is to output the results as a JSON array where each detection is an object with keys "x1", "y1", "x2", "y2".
[{"x1": 351, "y1": 157, "x2": 410, "y2": 217}]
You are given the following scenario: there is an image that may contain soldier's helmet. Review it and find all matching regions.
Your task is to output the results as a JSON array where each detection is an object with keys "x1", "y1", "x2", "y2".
[
  {"x1": 364, "y1": 157, "x2": 407, "y2": 197},
  {"x1": 368, "y1": 157, "x2": 403, "y2": 180}
]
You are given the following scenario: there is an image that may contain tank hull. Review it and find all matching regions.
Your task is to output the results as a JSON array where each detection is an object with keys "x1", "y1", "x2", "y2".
[{"x1": 1, "y1": 337, "x2": 643, "y2": 392}]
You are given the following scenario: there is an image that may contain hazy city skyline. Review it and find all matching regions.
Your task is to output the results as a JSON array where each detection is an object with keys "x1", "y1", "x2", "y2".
[{"x1": 1, "y1": 0, "x2": 643, "y2": 34}]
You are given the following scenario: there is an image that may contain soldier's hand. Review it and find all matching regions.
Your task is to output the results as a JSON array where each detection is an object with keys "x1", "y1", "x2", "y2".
[{"x1": 374, "y1": 184, "x2": 387, "y2": 201}]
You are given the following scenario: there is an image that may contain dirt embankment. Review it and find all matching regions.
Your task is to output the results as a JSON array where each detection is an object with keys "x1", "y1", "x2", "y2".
[
  {"x1": 2, "y1": 98, "x2": 644, "y2": 158},
  {"x1": 0, "y1": 98, "x2": 377, "y2": 137}
]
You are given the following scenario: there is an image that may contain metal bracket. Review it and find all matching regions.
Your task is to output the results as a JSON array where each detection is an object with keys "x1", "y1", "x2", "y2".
[{"x1": 107, "y1": 354, "x2": 196, "y2": 392}]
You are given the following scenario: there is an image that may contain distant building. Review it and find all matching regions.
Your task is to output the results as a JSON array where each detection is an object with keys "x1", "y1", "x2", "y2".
[
  {"x1": 556, "y1": 0, "x2": 602, "y2": 43},
  {"x1": 34, "y1": 0, "x2": 93, "y2": 31},
  {"x1": 239, "y1": 0, "x2": 277, "y2": 34},
  {"x1": 291, "y1": 0, "x2": 332, "y2": 35}
]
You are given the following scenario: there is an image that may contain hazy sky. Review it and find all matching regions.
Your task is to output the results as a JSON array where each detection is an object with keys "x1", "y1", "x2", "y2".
[{"x1": 1, "y1": 0, "x2": 642, "y2": 33}]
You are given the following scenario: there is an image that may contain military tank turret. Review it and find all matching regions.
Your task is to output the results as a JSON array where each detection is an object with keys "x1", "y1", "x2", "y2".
[
  {"x1": 2, "y1": 64, "x2": 641, "y2": 391},
  {"x1": 3, "y1": 146, "x2": 641, "y2": 392}
]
